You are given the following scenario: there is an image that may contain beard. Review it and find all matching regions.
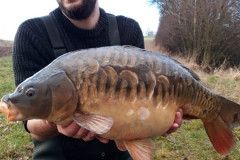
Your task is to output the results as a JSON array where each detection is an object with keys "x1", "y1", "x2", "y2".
[{"x1": 58, "y1": 0, "x2": 97, "y2": 20}]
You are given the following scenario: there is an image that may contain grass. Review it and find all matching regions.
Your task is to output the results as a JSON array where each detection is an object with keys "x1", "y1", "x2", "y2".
[
  {"x1": 0, "y1": 41, "x2": 240, "y2": 159},
  {"x1": 0, "y1": 57, "x2": 33, "y2": 160}
]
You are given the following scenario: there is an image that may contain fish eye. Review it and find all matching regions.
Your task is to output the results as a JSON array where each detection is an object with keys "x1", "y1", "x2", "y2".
[{"x1": 26, "y1": 88, "x2": 35, "y2": 97}]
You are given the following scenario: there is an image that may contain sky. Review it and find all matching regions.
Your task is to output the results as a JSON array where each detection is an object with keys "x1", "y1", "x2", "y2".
[{"x1": 0, "y1": 0, "x2": 160, "y2": 41}]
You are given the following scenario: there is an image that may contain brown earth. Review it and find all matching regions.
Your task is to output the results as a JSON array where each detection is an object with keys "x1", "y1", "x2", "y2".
[{"x1": 0, "y1": 39, "x2": 13, "y2": 57}]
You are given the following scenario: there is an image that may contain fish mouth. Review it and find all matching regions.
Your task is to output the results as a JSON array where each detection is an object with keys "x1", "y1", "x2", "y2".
[{"x1": 0, "y1": 98, "x2": 23, "y2": 121}]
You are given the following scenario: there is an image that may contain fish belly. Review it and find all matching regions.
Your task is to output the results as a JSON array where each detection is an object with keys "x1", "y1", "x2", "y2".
[{"x1": 79, "y1": 94, "x2": 178, "y2": 140}]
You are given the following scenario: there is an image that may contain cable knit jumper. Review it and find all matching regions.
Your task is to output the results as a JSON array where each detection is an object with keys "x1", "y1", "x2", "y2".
[{"x1": 12, "y1": 7, "x2": 144, "y2": 159}]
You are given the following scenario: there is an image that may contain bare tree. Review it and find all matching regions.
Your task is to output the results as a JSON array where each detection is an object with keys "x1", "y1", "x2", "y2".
[{"x1": 150, "y1": 0, "x2": 240, "y2": 69}]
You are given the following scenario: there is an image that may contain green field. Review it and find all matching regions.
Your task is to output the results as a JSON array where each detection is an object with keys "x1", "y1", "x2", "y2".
[{"x1": 0, "y1": 55, "x2": 240, "y2": 159}]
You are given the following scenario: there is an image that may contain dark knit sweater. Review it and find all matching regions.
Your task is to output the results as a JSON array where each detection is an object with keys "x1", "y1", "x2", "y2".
[
  {"x1": 12, "y1": 7, "x2": 144, "y2": 160},
  {"x1": 13, "y1": 8, "x2": 144, "y2": 86}
]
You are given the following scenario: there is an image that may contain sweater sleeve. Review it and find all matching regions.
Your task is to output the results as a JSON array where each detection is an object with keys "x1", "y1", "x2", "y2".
[
  {"x1": 116, "y1": 16, "x2": 144, "y2": 49},
  {"x1": 12, "y1": 19, "x2": 55, "y2": 86}
]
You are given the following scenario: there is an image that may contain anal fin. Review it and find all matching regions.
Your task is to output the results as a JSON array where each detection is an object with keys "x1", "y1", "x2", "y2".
[
  {"x1": 123, "y1": 139, "x2": 154, "y2": 160},
  {"x1": 73, "y1": 112, "x2": 113, "y2": 135},
  {"x1": 115, "y1": 140, "x2": 127, "y2": 151}
]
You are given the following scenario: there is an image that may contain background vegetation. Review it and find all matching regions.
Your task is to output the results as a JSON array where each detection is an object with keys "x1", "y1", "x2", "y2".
[
  {"x1": 0, "y1": 39, "x2": 12, "y2": 58},
  {"x1": 149, "y1": 0, "x2": 240, "y2": 71}
]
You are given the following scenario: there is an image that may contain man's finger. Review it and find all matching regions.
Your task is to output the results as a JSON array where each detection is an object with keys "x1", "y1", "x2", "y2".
[
  {"x1": 73, "y1": 127, "x2": 90, "y2": 139},
  {"x1": 57, "y1": 121, "x2": 79, "y2": 136},
  {"x1": 82, "y1": 132, "x2": 97, "y2": 141},
  {"x1": 174, "y1": 109, "x2": 183, "y2": 127},
  {"x1": 96, "y1": 136, "x2": 109, "y2": 144}
]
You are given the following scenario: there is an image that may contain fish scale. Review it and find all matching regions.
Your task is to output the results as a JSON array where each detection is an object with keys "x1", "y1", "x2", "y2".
[
  {"x1": 65, "y1": 47, "x2": 219, "y2": 123},
  {"x1": 1, "y1": 45, "x2": 240, "y2": 160}
]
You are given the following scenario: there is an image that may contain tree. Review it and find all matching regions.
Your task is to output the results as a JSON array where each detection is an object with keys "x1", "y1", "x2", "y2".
[{"x1": 150, "y1": 0, "x2": 240, "y2": 69}]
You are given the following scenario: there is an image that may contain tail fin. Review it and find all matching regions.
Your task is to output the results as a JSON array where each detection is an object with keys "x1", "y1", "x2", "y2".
[
  {"x1": 204, "y1": 96, "x2": 240, "y2": 155},
  {"x1": 218, "y1": 96, "x2": 240, "y2": 128}
]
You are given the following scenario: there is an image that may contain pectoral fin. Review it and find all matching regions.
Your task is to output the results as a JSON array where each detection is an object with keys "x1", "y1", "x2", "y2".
[
  {"x1": 72, "y1": 112, "x2": 114, "y2": 134},
  {"x1": 123, "y1": 139, "x2": 154, "y2": 160}
]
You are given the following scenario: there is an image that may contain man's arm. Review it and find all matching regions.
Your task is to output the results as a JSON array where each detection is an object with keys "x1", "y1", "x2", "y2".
[{"x1": 12, "y1": 19, "x2": 54, "y2": 86}]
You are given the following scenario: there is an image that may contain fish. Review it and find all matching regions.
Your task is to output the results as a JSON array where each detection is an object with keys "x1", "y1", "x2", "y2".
[{"x1": 1, "y1": 45, "x2": 240, "y2": 160}]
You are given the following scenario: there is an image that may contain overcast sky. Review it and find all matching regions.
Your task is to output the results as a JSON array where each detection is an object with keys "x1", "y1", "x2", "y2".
[{"x1": 0, "y1": 0, "x2": 159, "y2": 41}]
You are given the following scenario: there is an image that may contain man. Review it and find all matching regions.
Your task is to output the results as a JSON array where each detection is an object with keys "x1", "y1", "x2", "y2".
[{"x1": 12, "y1": 0, "x2": 183, "y2": 159}]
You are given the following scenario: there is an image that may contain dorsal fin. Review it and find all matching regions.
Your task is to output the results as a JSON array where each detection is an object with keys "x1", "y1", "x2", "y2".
[
  {"x1": 122, "y1": 45, "x2": 201, "y2": 81},
  {"x1": 161, "y1": 54, "x2": 201, "y2": 81},
  {"x1": 181, "y1": 65, "x2": 200, "y2": 81}
]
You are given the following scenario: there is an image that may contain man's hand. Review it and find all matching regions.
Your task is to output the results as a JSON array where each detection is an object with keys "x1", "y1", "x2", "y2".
[
  {"x1": 27, "y1": 119, "x2": 59, "y2": 141},
  {"x1": 57, "y1": 121, "x2": 109, "y2": 144},
  {"x1": 162, "y1": 108, "x2": 183, "y2": 137},
  {"x1": 27, "y1": 119, "x2": 109, "y2": 143}
]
